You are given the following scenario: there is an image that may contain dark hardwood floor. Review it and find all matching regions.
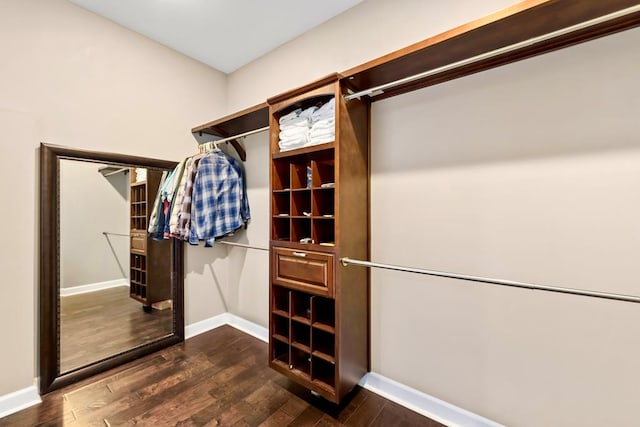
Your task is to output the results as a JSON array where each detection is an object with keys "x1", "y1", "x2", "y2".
[
  {"x1": 1, "y1": 326, "x2": 443, "y2": 426},
  {"x1": 60, "y1": 286, "x2": 173, "y2": 373}
]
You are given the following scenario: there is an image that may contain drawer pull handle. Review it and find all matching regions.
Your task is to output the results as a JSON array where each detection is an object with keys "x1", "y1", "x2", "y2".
[{"x1": 292, "y1": 252, "x2": 307, "y2": 258}]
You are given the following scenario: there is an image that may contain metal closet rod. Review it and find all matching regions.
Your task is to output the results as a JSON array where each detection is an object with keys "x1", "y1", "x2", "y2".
[
  {"x1": 340, "y1": 257, "x2": 640, "y2": 304},
  {"x1": 199, "y1": 126, "x2": 270, "y2": 148},
  {"x1": 102, "y1": 232, "x2": 129, "y2": 237},
  {"x1": 343, "y1": 4, "x2": 640, "y2": 101},
  {"x1": 218, "y1": 241, "x2": 269, "y2": 251}
]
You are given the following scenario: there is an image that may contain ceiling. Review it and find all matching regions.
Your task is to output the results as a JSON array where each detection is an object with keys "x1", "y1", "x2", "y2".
[{"x1": 69, "y1": 0, "x2": 363, "y2": 74}]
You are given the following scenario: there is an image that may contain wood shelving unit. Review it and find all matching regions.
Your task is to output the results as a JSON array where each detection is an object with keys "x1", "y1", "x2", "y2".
[
  {"x1": 267, "y1": 74, "x2": 370, "y2": 403},
  {"x1": 128, "y1": 169, "x2": 172, "y2": 309}
]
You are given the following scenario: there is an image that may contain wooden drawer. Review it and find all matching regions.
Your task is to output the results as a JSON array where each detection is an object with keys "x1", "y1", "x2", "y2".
[
  {"x1": 130, "y1": 231, "x2": 146, "y2": 254},
  {"x1": 272, "y1": 247, "x2": 334, "y2": 297}
]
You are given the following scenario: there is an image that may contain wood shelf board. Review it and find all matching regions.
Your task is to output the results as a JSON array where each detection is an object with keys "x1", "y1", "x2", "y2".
[
  {"x1": 312, "y1": 323, "x2": 335, "y2": 334},
  {"x1": 271, "y1": 143, "x2": 335, "y2": 159},
  {"x1": 312, "y1": 379, "x2": 336, "y2": 393},
  {"x1": 272, "y1": 334, "x2": 289, "y2": 344},
  {"x1": 341, "y1": 0, "x2": 640, "y2": 100},
  {"x1": 288, "y1": 367, "x2": 311, "y2": 381},
  {"x1": 312, "y1": 351, "x2": 336, "y2": 364},
  {"x1": 291, "y1": 315, "x2": 311, "y2": 326},
  {"x1": 291, "y1": 342, "x2": 311, "y2": 353},
  {"x1": 272, "y1": 309, "x2": 289, "y2": 318},
  {"x1": 129, "y1": 294, "x2": 147, "y2": 304},
  {"x1": 267, "y1": 73, "x2": 341, "y2": 106},
  {"x1": 191, "y1": 102, "x2": 269, "y2": 137}
]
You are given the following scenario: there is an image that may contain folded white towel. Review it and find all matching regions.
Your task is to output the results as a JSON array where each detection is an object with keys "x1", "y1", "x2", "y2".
[
  {"x1": 279, "y1": 138, "x2": 308, "y2": 151},
  {"x1": 311, "y1": 98, "x2": 335, "y2": 123},
  {"x1": 310, "y1": 119, "x2": 334, "y2": 131},
  {"x1": 279, "y1": 108, "x2": 302, "y2": 126},
  {"x1": 299, "y1": 105, "x2": 318, "y2": 120},
  {"x1": 307, "y1": 135, "x2": 335, "y2": 146},
  {"x1": 307, "y1": 131, "x2": 336, "y2": 139},
  {"x1": 280, "y1": 126, "x2": 309, "y2": 139}
]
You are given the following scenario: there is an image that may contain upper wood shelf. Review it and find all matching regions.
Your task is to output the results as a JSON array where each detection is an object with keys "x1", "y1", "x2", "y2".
[
  {"x1": 192, "y1": 102, "x2": 269, "y2": 137},
  {"x1": 191, "y1": 103, "x2": 269, "y2": 161},
  {"x1": 340, "y1": 0, "x2": 640, "y2": 101}
]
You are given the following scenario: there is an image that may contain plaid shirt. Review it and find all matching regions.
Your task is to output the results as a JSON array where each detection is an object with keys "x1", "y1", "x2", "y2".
[
  {"x1": 176, "y1": 153, "x2": 205, "y2": 239},
  {"x1": 188, "y1": 150, "x2": 250, "y2": 246}
]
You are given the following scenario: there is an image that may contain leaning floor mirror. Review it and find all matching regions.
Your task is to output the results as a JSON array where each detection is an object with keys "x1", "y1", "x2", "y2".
[{"x1": 40, "y1": 143, "x2": 184, "y2": 394}]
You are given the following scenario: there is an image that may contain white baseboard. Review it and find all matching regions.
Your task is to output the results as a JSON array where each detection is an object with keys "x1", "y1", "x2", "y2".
[
  {"x1": 0, "y1": 385, "x2": 41, "y2": 419},
  {"x1": 186, "y1": 313, "x2": 501, "y2": 427},
  {"x1": 185, "y1": 313, "x2": 231, "y2": 339},
  {"x1": 185, "y1": 313, "x2": 268, "y2": 342},
  {"x1": 226, "y1": 314, "x2": 269, "y2": 342},
  {"x1": 60, "y1": 278, "x2": 129, "y2": 297},
  {"x1": 358, "y1": 373, "x2": 503, "y2": 427}
]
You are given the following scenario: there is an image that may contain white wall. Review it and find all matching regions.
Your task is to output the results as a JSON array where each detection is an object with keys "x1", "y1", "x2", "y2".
[
  {"x1": 0, "y1": 0, "x2": 227, "y2": 396},
  {"x1": 60, "y1": 160, "x2": 129, "y2": 288},
  {"x1": 227, "y1": 0, "x2": 517, "y2": 111},
  {"x1": 369, "y1": 28, "x2": 640, "y2": 426},
  {"x1": 225, "y1": 1, "x2": 640, "y2": 426}
]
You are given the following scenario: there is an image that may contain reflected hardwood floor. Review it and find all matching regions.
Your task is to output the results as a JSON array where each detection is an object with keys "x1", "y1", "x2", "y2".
[
  {"x1": 60, "y1": 286, "x2": 172, "y2": 372},
  {"x1": 2, "y1": 326, "x2": 444, "y2": 426}
]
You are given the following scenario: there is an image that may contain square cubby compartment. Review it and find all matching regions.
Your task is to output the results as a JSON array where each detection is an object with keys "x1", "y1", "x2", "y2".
[
  {"x1": 291, "y1": 190, "x2": 311, "y2": 217},
  {"x1": 312, "y1": 159, "x2": 334, "y2": 188},
  {"x1": 312, "y1": 357, "x2": 335, "y2": 389},
  {"x1": 272, "y1": 160, "x2": 290, "y2": 190},
  {"x1": 272, "y1": 340, "x2": 289, "y2": 365},
  {"x1": 272, "y1": 286, "x2": 290, "y2": 314},
  {"x1": 291, "y1": 322, "x2": 311, "y2": 351},
  {"x1": 312, "y1": 188, "x2": 334, "y2": 217},
  {"x1": 272, "y1": 192, "x2": 290, "y2": 216},
  {"x1": 291, "y1": 347, "x2": 311, "y2": 377},
  {"x1": 291, "y1": 162, "x2": 311, "y2": 190},
  {"x1": 272, "y1": 217, "x2": 290, "y2": 242},
  {"x1": 312, "y1": 328, "x2": 335, "y2": 359},
  {"x1": 313, "y1": 218, "x2": 335, "y2": 246},
  {"x1": 291, "y1": 292, "x2": 311, "y2": 323},
  {"x1": 291, "y1": 218, "x2": 312, "y2": 243},
  {"x1": 312, "y1": 297, "x2": 335, "y2": 331},
  {"x1": 272, "y1": 314, "x2": 289, "y2": 341}
]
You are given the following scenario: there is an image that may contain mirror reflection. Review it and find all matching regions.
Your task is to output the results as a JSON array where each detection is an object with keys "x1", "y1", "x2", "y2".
[{"x1": 59, "y1": 159, "x2": 173, "y2": 373}]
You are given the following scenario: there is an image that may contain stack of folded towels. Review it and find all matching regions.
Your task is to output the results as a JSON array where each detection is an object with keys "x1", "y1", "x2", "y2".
[
  {"x1": 278, "y1": 97, "x2": 335, "y2": 152},
  {"x1": 309, "y1": 97, "x2": 335, "y2": 146}
]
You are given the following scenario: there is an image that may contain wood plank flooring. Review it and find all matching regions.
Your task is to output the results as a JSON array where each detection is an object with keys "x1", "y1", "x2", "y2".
[
  {"x1": 60, "y1": 286, "x2": 172, "y2": 373},
  {"x1": 1, "y1": 326, "x2": 444, "y2": 426}
]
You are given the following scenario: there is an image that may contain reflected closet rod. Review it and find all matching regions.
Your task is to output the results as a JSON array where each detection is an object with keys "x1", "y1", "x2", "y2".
[
  {"x1": 218, "y1": 241, "x2": 269, "y2": 251},
  {"x1": 340, "y1": 257, "x2": 640, "y2": 304},
  {"x1": 343, "y1": 4, "x2": 640, "y2": 101},
  {"x1": 102, "y1": 232, "x2": 129, "y2": 237}
]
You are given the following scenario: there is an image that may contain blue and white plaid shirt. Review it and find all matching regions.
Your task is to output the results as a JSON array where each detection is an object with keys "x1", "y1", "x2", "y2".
[{"x1": 188, "y1": 150, "x2": 250, "y2": 246}]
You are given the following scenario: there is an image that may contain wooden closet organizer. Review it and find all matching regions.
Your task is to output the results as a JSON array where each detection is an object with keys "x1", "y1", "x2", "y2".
[
  {"x1": 129, "y1": 169, "x2": 172, "y2": 310},
  {"x1": 191, "y1": 0, "x2": 640, "y2": 404},
  {"x1": 266, "y1": 74, "x2": 369, "y2": 403}
]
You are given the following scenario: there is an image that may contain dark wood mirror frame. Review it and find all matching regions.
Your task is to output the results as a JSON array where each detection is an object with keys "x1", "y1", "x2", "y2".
[{"x1": 39, "y1": 142, "x2": 184, "y2": 394}]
